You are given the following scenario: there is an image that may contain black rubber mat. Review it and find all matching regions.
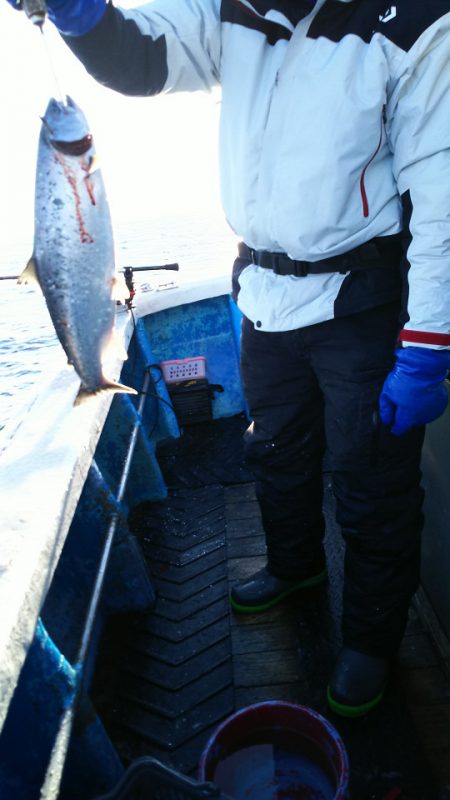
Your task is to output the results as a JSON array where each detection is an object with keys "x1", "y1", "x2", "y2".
[{"x1": 92, "y1": 414, "x2": 439, "y2": 800}]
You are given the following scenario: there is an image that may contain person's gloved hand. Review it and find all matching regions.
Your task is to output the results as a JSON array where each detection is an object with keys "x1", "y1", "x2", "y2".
[
  {"x1": 5, "y1": 0, "x2": 24, "y2": 12},
  {"x1": 379, "y1": 346, "x2": 450, "y2": 436},
  {"x1": 5, "y1": 0, "x2": 106, "y2": 36}
]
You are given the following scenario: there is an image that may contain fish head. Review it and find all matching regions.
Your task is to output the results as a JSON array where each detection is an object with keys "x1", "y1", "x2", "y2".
[{"x1": 41, "y1": 96, "x2": 95, "y2": 157}]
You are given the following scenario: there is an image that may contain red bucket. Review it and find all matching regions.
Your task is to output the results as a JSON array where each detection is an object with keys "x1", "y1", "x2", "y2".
[{"x1": 198, "y1": 701, "x2": 350, "y2": 800}]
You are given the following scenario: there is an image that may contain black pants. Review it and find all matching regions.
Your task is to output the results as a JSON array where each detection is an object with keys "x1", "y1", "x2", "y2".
[{"x1": 241, "y1": 303, "x2": 425, "y2": 657}]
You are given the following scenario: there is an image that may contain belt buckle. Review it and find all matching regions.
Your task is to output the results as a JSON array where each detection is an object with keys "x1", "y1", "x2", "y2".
[
  {"x1": 248, "y1": 248, "x2": 258, "y2": 265},
  {"x1": 293, "y1": 260, "x2": 308, "y2": 278},
  {"x1": 272, "y1": 254, "x2": 283, "y2": 275}
]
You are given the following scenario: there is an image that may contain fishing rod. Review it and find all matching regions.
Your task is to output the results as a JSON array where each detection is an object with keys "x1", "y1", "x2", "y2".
[
  {"x1": 0, "y1": 264, "x2": 180, "y2": 281},
  {"x1": 123, "y1": 264, "x2": 180, "y2": 272}
]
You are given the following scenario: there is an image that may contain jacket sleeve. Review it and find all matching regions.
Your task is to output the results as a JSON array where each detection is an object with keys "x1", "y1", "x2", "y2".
[
  {"x1": 63, "y1": 0, "x2": 221, "y2": 97},
  {"x1": 386, "y1": 11, "x2": 450, "y2": 350}
]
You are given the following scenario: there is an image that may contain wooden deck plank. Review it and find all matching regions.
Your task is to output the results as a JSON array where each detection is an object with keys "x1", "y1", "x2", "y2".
[
  {"x1": 398, "y1": 666, "x2": 450, "y2": 706},
  {"x1": 233, "y1": 649, "x2": 302, "y2": 686},
  {"x1": 227, "y1": 536, "x2": 267, "y2": 558},
  {"x1": 226, "y1": 518, "x2": 264, "y2": 538},
  {"x1": 398, "y1": 631, "x2": 441, "y2": 670},
  {"x1": 227, "y1": 555, "x2": 267, "y2": 581},
  {"x1": 231, "y1": 622, "x2": 297, "y2": 654},
  {"x1": 224, "y1": 483, "x2": 257, "y2": 498},
  {"x1": 224, "y1": 500, "x2": 262, "y2": 520},
  {"x1": 407, "y1": 704, "x2": 450, "y2": 787},
  {"x1": 234, "y1": 683, "x2": 305, "y2": 708}
]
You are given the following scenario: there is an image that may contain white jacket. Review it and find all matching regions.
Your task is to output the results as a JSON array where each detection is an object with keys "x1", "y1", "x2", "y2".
[{"x1": 67, "y1": 0, "x2": 450, "y2": 347}]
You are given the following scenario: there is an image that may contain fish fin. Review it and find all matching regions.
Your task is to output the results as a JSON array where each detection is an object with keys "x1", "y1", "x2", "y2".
[
  {"x1": 87, "y1": 154, "x2": 100, "y2": 175},
  {"x1": 111, "y1": 273, "x2": 129, "y2": 304},
  {"x1": 74, "y1": 380, "x2": 137, "y2": 407},
  {"x1": 18, "y1": 256, "x2": 41, "y2": 287}
]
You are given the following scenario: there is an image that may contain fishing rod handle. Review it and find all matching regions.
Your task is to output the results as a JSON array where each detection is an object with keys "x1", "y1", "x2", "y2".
[{"x1": 122, "y1": 264, "x2": 180, "y2": 273}]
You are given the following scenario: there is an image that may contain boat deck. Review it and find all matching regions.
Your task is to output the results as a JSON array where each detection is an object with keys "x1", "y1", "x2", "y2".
[{"x1": 92, "y1": 415, "x2": 450, "y2": 800}]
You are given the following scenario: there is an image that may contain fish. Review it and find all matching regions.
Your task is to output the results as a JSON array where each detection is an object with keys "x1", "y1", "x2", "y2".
[{"x1": 19, "y1": 96, "x2": 136, "y2": 405}]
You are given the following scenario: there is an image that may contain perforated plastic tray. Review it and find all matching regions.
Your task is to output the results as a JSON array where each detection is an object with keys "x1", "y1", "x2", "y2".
[{"x1": 160, "y1": 357, "x2": 207, "y2": 385}]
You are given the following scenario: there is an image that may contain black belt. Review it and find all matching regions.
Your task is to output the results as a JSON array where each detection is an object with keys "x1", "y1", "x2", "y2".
[{"x1": 239, "y1": 235, "x2": 402, "y2": 277}]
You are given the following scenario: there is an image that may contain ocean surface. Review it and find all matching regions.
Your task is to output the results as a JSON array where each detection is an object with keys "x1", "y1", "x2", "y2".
[{"x1": 0, "y1": 212, "x2": 237, "y2": 433}]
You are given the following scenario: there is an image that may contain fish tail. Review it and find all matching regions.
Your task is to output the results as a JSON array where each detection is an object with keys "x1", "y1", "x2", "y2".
[{"x1": 74, "y1": 380, "x2": 137, "y2": 406}]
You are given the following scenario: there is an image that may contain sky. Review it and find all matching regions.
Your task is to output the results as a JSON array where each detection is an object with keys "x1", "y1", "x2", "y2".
[{"x1": 0, "y1": 1, "x2": 225, "y2": 252}]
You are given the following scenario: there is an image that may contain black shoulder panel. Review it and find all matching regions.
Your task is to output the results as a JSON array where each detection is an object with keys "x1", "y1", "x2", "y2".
[
  {"x1": 307, "y1": 0, "x2": 450, "y2": 52},
  {"x1": 307, "y1": 0, "x2": 385, "y2": 44},
  {"x1": 63, "y1": 2, "x2": 168, "y2": 97},
  {"x1": 223, "y1": 0, "x2": 315, "y2": 19},
  {"x1": 377, "y1": 0, "x2": 450, "y2": 51},
  {"x1": 220, "y1": 1, "x2": 290, "y2": 45},
  {"x1": 220, "y1": 0, "x2": 315, "y2": 45}
]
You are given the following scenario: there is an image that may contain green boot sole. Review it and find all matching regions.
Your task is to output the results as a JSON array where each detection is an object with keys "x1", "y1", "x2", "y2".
[
  {"x1": 326, "y1": 684, "x2": 386, "y2": 718},
  {"x1": 229, "y1": 568, "x2": 327, "y2": 614}
]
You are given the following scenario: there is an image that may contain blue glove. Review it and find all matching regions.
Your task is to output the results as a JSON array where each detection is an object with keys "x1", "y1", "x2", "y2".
[
  {"x1": 47, "y1": 0, "x2": 106, "y2": 35},
  {"x1": 5, "y1": 0, "x2": 106, "y2": 35},
  {"x1": 379, "y1": 346, "x2": 450, "y2": 436}
]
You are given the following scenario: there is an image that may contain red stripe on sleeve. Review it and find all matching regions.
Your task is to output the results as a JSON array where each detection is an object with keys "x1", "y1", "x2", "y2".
[{"x1": 399, "y1": 329, "x2": 450, "y2": 346}]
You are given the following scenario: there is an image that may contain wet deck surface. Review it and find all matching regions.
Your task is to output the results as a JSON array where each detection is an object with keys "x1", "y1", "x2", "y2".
[{"x1": 93, "y1": 415, "x2": 450, "y2": 800}]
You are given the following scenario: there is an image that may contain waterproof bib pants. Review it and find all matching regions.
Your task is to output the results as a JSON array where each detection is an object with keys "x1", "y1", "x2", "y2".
[{"x1": 241, "y1": 302, "x2": 425, "y2": 657}]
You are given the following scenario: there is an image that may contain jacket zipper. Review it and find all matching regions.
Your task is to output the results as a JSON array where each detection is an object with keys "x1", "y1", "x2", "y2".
[{"x1": 360, "y1": 109, "x2": 385, "y2": 218}]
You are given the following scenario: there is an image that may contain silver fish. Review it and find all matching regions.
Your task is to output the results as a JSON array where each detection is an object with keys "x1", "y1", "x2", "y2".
[{"x1": 20, "y1": 96, "x2": 136, "y2": 405}]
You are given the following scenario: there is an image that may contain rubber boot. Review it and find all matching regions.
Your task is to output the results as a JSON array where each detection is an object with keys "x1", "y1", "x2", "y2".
[
  {"x1": 327, "y1": 647, "x2": 390, "y2": 718},
  {"x1": 229, "y1": 564, "x2": 327, "y2": 613}
]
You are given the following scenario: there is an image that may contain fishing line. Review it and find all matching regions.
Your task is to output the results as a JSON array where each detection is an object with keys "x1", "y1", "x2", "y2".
[
  {"x1": 138, "y1": 364, "x2": 176, "y2": 438},
  {"x1": 21, "y1": 0, "x2": 66, "y2": 103},
  {"x1": 127, "y1": 306, "x2": 139, "y2": 384},
  {"x1": 138, "y1": 391, "x2": 175, "y2": 414},
  {"x1": 143, "y1": 390, "x2": 177, "y2": 440},
  {"x1": 39, "y1": 26, "x2": 66, "y2": 104}
]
